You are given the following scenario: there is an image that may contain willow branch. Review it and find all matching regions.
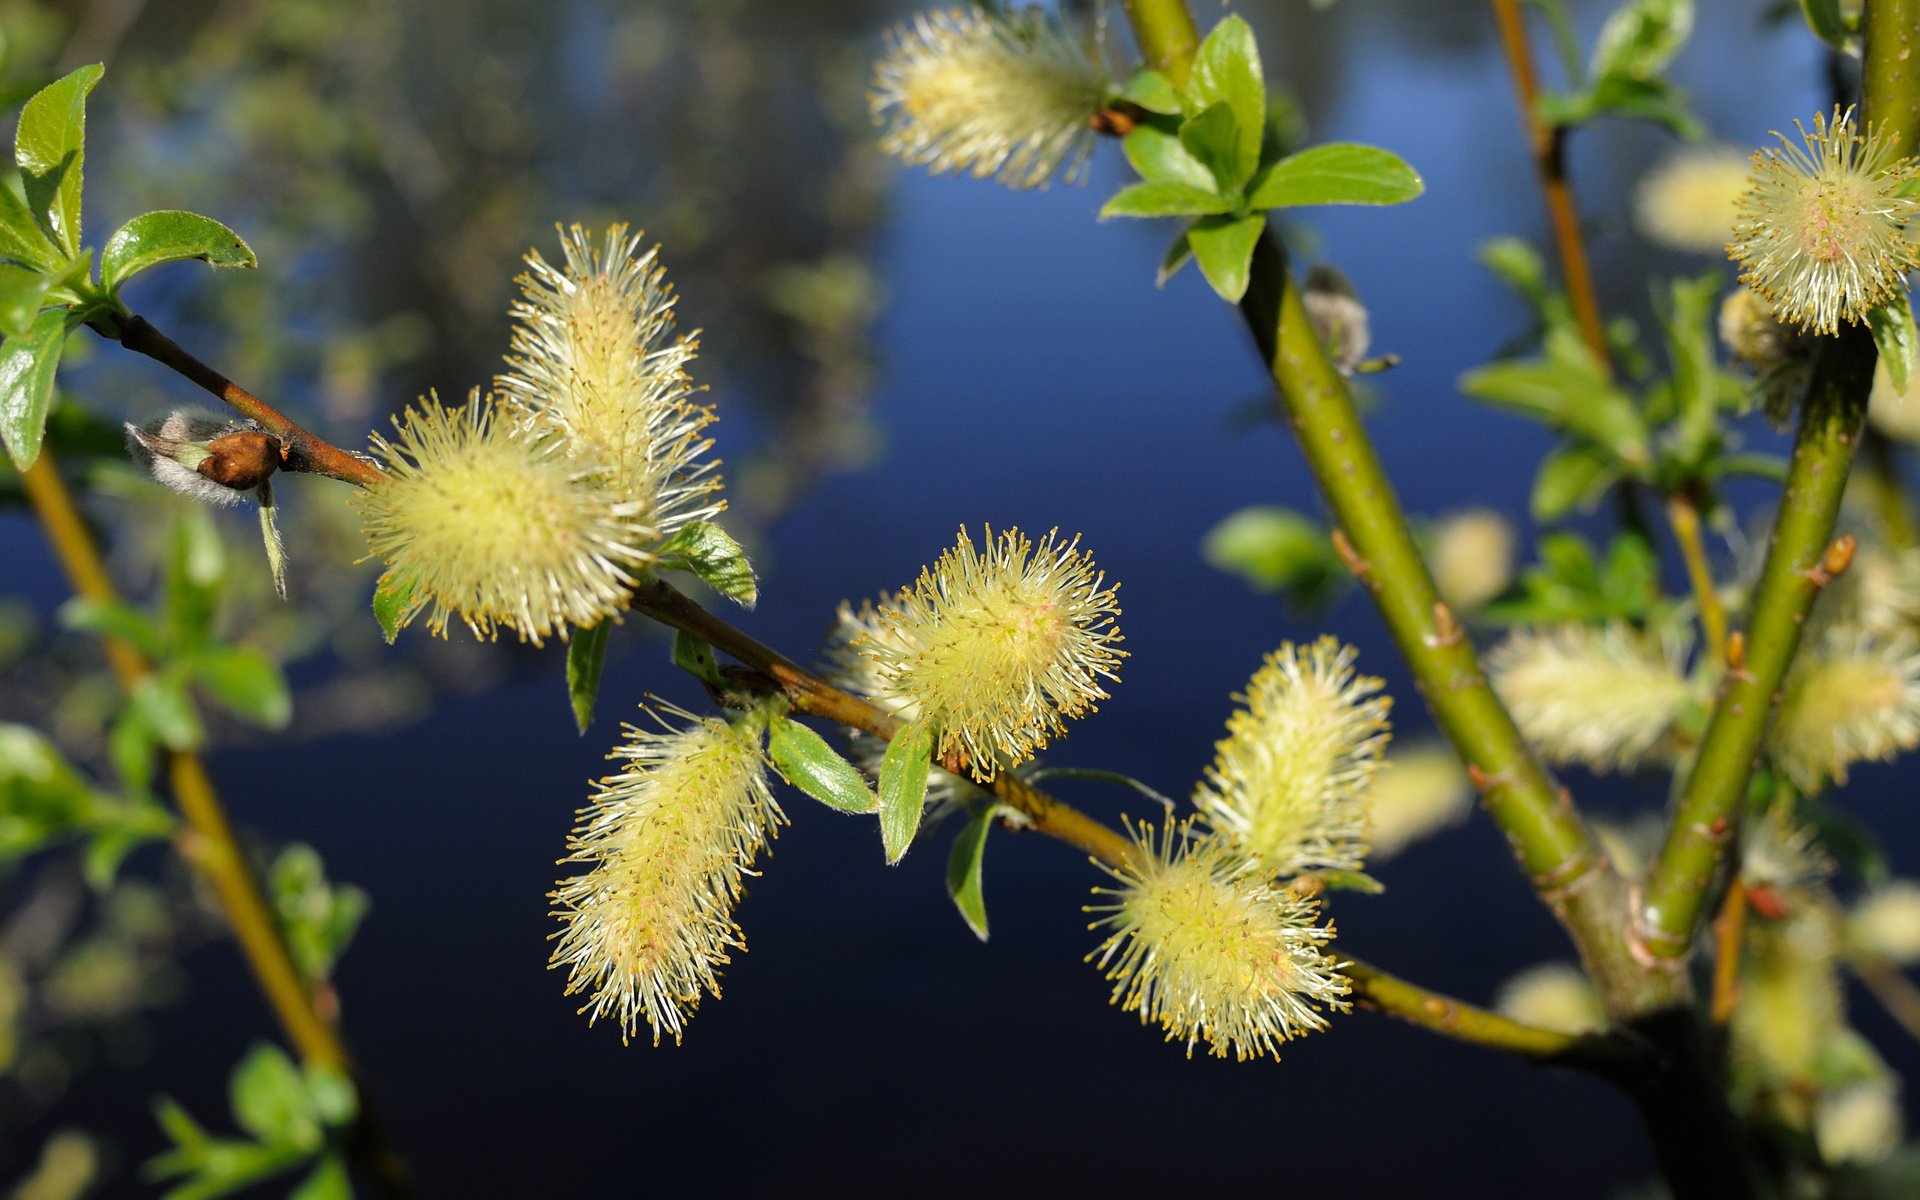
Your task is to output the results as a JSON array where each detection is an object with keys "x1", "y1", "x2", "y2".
[
  {"x1": 18, "y1": 453, "x2": 415, "y2": 1198},
  {"x1": 91, "y1": 310, "x2": 385, "y2": 487},
  {"x1": 1488, "y1": 0, "x2": 1610, "y2": 372},
  {"x1": 1342, "y1": 960, "x2": 1644, "y2": 1079},
  {"x1": 629, "y1": 579, "x2": 1643, "y2": 1070}
]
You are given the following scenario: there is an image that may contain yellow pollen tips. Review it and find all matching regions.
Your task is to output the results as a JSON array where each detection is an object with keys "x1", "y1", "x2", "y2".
[
  {"x1": 1086, "y1": 821, "x2": 1350, "y2": 1061},
  {"x1": 355, "y1": 391, "x2": 654, "y2": 644},
  {"x1": 857, "y1": 526, "x2": 1124, "y2": 779},
  {"x1": 548, "y1": 708, "x2": 783, "y2": 1046},
  {"x1": 1194, "y1": 636, "x2": 1391, "y2": 878},
  {"x1": 1727, "y1": 108, "x2": 1920, "y2": 336},
  {"x1": 871, "y1": 6, "x2": 1113, "y2": 190}
]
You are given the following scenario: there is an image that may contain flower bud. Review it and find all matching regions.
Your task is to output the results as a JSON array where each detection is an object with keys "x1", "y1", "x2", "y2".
[
  {"x1": 1302, "y1": 265, "x2": 1372, "y2": 376},
  {"x1": 125, "y1": 409, "x2": 278, "y2": 507}
]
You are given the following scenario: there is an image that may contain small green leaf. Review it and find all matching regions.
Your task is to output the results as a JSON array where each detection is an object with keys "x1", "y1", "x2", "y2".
[
  {"x1": 1714, "y1": 451, "x2": 1789, "y2": 482},
  {"x1": 102, "y1": 210, "x2": 257, "y2": 294},
  {"x1": 945, "y1": 807, "x2": 994, "y2": 941},
  {"x1": 1187, "y1": 212, "x2": 1265, "y2": 303},
  {"x1": 1122, "y1": 123, "x2": 1218, "y2": 191},
  {"x1": 1156, "y1": 227, "x2": 1193, "y2": 286},
  {"x1": 1100, "y1": 181, "x2": 1234, "y2": 219},
  {"x1": 1178, "y1": 102, "x2": 1245, "y2": 195},
  {"x1": 14, "y1": 64, "x2": 103, "y2": 256},
  {"x1": 130, "y1": 674, "x2": 202, "y2": 751},
  {"x1": 657, "y1": 520, "x2": 757, "y2": 608},
  {"x1": 1870, "y1": 293, "x2": 1915, "y2": 398},
  {"x1": 670, "y1": 629, "x2": 726, "y2": 688},
  {"x1": 230, "y1": 1043, "x2": 318, "y2": 1149},
  {"x1": 109, "y1": 706, "x2": 156, "y2": 794},
  {"x1": 193, "y1": 645, "x2": 292, "y2": 730},
  {"x1": 164, "y1": 510, "x2": 225, "y2": 649},
  {"x1": 59, "y1": 595, "x2": 165, "y2": 657},
  {"x1": 1310, "y1": 867, "x2": 1385, "y2": 894},
  {"x1": 0, "y1": 180, "x2": 60, "y2": 272},
  {"x1": 371, "y1": 570, "x2": 417, "y2": 645},
  {"x1": 1531, "y1": 443, "x2": 1621, "y2": 522},
  {"x1": 1458, "y1": 357, "x2": 1648, "y2": 466},
  {"x1": 1601, "y1": 531, "x2": 1659, "y2": 614},
  {"x1": 1247, "y1": 143, "x2": 1424, "y2": 210},
  {"x1": 0, "y1": 306, "x2": 68, "y2": 469},
  {"x1": 879, "y1": 719, "x2": 934, "y2": 864},
  {"x1": 270, "y1": 844, "x2": 368, "y2": 984},
  {"x1": 767, "y1": 715, "x2": 877, "y2": 814},
  {"x1": 1478, "y1": 236, "x2": 1550, "y2": 308},
  {"x1": 1120, "y1": 68, "x2": 1182, "y2": 115},
  {"x1": 1799, "y1": 0, "x2": 1856, "y2": 51},
  {"x1": 302, "y1": 1066, "x2": 358, "y2": 1128},
  {"x1": 0, "y1": 262, "x2": 51, "y2": 337},
  {"x1": 1186, "y1": 15, "x2": 1264, "y2": 184},
  {"x1": 1660, "y1": 273, "x2": 1723, "y2": 463},
  {"x1": 1199, "y1": 505, "x2": 1344, "y2": 607},
  {"x1": 289, "y1": 1155, "x2": 352, "y2": 1200},
  {"x1": 1590, "y1": 0, "x2": 1693, "y2": 81},
  {"x1": 566, "y1": 621, "x2": 611, "y2": 734}
]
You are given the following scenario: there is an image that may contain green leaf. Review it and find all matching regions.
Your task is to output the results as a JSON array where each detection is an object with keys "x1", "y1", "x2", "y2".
[
  {"x1": 945, "y1": 807, "x2": 994, "y2": 941},
  {"x1": 1531, "y1": 443, "x2": 1621, "y2": 522},
  {"x1": 1122, "y1": 123, "x2": 1217, "y2": 191},
  {"x1": 59, "y1": 596, "x2": 165, "y2": 657},
  {"x1": 0, "y1": 180, "x2": 60, "y2": 271},
  {"x1": 1156, "y1": 227, "x2": 1193, "y2": 286},
  {"x1": 670, "y1": 629, "x2": 726, "y2": 688},
  {"x1": 767, "y1": 715, "x2": 876, "y2": 814},
  {"x1": 657, "y1": 520, "x2": 757, "y2": 608},
  {"x1": 0, "y1": 306, "x2": 67, "y2": 469},
  {"x1": 1100, "y1": 181, "x2": 1234, "y2": 219},
  {"x1": 109, "y1": 705, "x2": 157, "y2": 794},
  {"x1": 879, "y1": 718, "x2": 934, "y2": 864},
  {"x1": 193, "y1": 645, "x2": 292, "y2": 730},
  {"x1": 14, "y1": 64, "x2": 103, "y2": 256},
  {"x1": 1714, "y1": 451, "x2": 1789, "y2": 482},
  {"x1": 1799, "y1": 0, "x2": 1855, "y2": 53},
  {"x1": 1188, "y1": 212, "x2": 1264, "y2": 303},
  {"x1": 130, "y1": 674, "x2": 203, "y2": 751},
  {"x1": 1601, "y1": 531, "x2": 1659, "y2": 614},
  {"x1": 1479, "y1": 237, "x2": 1549, "y2": 307},
  {"x1": 1177, "y1": 103, "x2": 1246, "y2": 196},
  {"x1": 1120, "y1": 68, "x2": 1182, "y2": 115},
  {"x1": 1661, "y1": 272, "x2": 1723, "y2": 463},
  {"x1": 289, "y1": 1155, "x2": 352, "y2": 1200},
  {"x1": 1310, "y1": 867, "x2": 1385, "y2": 894},
  {"x1": 302, "y1": 1066, "x2": 358, "y2": 1128},
  {"x1": 101, "y1": 210, "x2": 256, "y2": 294},
  {"x1": 566, "y1": 621, "x2": 611, "y2": 734},
  {"x1": 1024, "y1": 766, "x2": 1180, "y2": 812},
  {"x1": 230, "y1": 1043, "x2": 318, "y2": 1149},
  {"x1": 270, "y1": 844, "x2": 368, "y2": 984},
  {"x1": 1186, "y1": 16, "x2": 1264, "y2": 186},
  {"x1": 164, "y1": 510, "x2": 225, "y2": 649},
  {"x1": 371, "y1": 570, "x2": 417, "y2": 645},
  {"x1": 1458, "y1": 356, "x2": 1648, "y2": 466},
  {"x1": 1870, "y1": 293, "x2": 1915, "y2": 398},
  {"x1": 0, "y1": 261, "x2": 51, "y2": 337},
  {"x1": 1247, "y1": 143, "x2": 1424, "y2": 210},
  {"x1": 1591, "y1": 0, "x2": 1694, "y2": 81},
  {"x1": 1199, "y1": 504, "x2": 1344, "y2": 607}
]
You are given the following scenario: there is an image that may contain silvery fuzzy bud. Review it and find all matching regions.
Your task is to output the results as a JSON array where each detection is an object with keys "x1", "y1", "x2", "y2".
[
  {"x1": 1302, "y1": 264, "x2": 1371, "y2": 376},
  {"x1": 125, "y1": 409, "x2": 281, "y2": 508}
]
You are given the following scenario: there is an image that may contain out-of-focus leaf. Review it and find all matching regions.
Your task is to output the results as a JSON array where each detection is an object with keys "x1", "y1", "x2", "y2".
[
  {"x1": 946, "y1": 806, "x2": 994, "y2": 941},
  {"x1": 193, "y1": 644, "x2": 292, "y2": 730}
]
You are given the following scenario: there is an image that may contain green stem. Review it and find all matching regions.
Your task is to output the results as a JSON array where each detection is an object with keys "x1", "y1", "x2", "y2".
[
  {"x1": 1639, "y1": 0, "x2": 1920, "y2": 964},
  {"x1": 1642, "y1": 333, "x2": 1873, "y2": 960}
]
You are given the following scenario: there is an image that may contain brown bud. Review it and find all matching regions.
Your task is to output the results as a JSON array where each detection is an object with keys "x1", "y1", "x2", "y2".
[{"x1": 198, "y1": 429, "x2": 282, "y2": 490}]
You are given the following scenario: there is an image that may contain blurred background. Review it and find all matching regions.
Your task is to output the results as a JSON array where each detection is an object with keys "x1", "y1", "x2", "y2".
[{"x1": 0, "y1": 0, "x2": 1905, "y2": 1195}]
